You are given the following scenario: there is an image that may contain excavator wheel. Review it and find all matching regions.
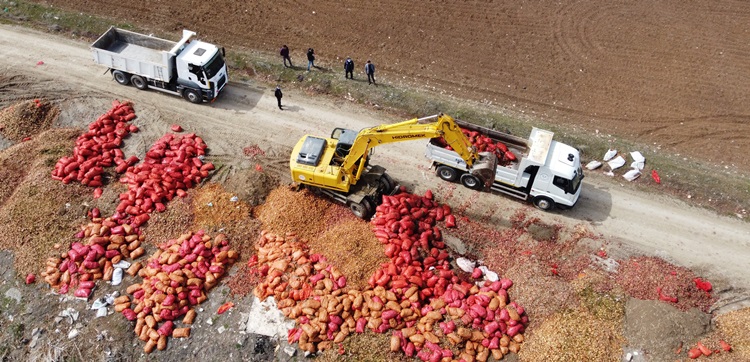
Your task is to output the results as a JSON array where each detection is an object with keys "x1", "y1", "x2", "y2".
[
  {"x1": 460, "y1": 174, "x2": 483, "y2": 190},
  {"x1": 348, "y1": 198, "x2": 373, "y2": 220},
  {"x1": 379, "y1": 173, "x2": 395, "y2": 195}
]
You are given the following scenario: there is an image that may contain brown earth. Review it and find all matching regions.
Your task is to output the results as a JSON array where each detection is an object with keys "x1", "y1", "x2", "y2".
[
  {"x1": 1, "y1": 4, "x2": 750, "y2": 360},
  {"x1": 36, "y1": 0, "x2": 750, "y2": 171}
]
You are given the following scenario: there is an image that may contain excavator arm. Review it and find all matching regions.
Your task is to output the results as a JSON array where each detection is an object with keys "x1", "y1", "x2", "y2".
[{"x1": 339, "y1": 114, "x2": 482, "y2": 180}]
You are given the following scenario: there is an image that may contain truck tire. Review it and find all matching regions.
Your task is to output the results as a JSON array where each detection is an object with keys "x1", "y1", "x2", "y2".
[
  {"x1": 348, "y1": 199, "x2": 373, "y2": 220},
  {"x1": 460, "y1": 174, "x2": 482, "y2": 190},
  {"x1": 436, "y1": 165, "x2": 459, "y2": 182},
  {"x1": 533, "y1": 196, "x2": 555, "y2": 211},
  {"x1": 131, "y1": 75, "x2": 148, "y2": 90},
  {"x1": 113, "y1": 70, "x2": 130, "y2": 85},
  {"x1": 183, "y1": 89, "x2": 202, "y2": 104}
]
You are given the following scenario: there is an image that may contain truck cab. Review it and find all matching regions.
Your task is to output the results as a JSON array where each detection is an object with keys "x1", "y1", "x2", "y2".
[
  {"x1": 525, "y1": 140, "x2": 583, "y2": 210},
  {"x1": 174, "y1": 38, "x2": 228, "y2": 103}
]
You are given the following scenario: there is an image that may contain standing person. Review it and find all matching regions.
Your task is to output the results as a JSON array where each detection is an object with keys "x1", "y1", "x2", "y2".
[
  {"x1": 280, "y1": 45, "x2": 292, "y2": 68},
  {"x1": 365, "y1": 60, "x2": 376, "y2": 85},
  {"x1": 274, "y1": 86, "x2": 283, "y2": 110},
  {"x1": 306, "y1": 48, "x2": 316, "y2": 71},
  {"x1": 344, "y1": 57, "x2": 354, "y2": 79}
]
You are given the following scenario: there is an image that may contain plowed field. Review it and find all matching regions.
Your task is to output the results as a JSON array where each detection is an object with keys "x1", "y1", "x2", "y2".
[{"x1": 39, "y1": 0, "x2": 750, "y2": 170}]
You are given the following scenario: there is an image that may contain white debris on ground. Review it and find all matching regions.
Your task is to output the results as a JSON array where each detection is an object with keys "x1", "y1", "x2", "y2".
[
  {"x1": 623, "y1": 169, "x2": 641, "y2": 181},
  {"x1": 607, "y1": 155, "x2": 626, "y2": 170},
  {"x1": 591, "y1": 149, "x2": 649, "y2": 182},
  {"x1": 244, "y1": 296, "x2": 295, "y2": 338},
  {"x1": 456, "y1": 257, "x2": 475, "y2": 273},
  {"x1": 603, "y1": 149, "x2": 618, "y2": 161},
  {"x1": 630, "y1": 151, "x2": 645, "y2": 170},
  {"x1": 478, "y1": 265, "x2": 499, "y2": 282},
  {"x1": 585, "y1": 160, "x2": 602, "y2": 170}
]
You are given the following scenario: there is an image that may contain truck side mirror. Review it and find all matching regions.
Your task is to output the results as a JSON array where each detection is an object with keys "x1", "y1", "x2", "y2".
[{"x1": 221, "y1": 47, "x2": 226, "y2": 57}]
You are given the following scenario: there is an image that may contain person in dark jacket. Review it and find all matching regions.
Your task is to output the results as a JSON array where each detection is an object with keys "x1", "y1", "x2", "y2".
[
  {"x1": 344, "y1": 57, "x2": 354, "y2": 79},
  {"x1": 274, "y1": 86, "x2": 283, "y2": 110},
  {"x1": 306, "y1": 48, "x2": 315, "y2": 71},
  {"x1": 365, "y1": 60, "x2": 376, "y2": 85},
  {"x1": 280, "y1": 45, "x2": 292, "y2": 67}
]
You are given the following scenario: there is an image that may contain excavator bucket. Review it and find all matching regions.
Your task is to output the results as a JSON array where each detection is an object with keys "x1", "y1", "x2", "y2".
[{"x1": 470, "y1": 152, "x2": 498, "y2": 188}]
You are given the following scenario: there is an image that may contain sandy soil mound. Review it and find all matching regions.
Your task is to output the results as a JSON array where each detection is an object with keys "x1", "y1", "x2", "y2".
[
  {"x1": 623, "y1": 298, "x2": 710, "y2": 361},
  {"x1": 0, "y1": 100, "x2": 59, "y2": 142},
  {"x1": 0, "y1": 128, "x2": 89, "y2": 277}
]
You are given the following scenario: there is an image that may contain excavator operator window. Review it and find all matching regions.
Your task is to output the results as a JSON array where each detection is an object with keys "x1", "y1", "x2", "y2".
[{"x1": 333, "y1": 128, "x2": 358, "y2": 159}]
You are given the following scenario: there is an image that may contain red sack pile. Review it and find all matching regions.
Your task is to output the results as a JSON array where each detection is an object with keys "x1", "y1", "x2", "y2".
[
  {"x1": 115, "y1": 132, "x2": 214, "y2": 227},
  {"x1": 51, "y1": 100, "x2": 139, "y2": 186}
]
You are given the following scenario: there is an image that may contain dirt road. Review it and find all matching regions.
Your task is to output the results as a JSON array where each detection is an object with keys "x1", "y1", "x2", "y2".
[{"x1": 2, "y1": 23, "x2": 749, "y2": 298}]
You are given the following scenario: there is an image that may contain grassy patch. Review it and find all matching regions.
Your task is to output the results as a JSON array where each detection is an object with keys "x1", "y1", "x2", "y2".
[{"x1": 0, "y1": 0, "x2": 133, "y2": 39}]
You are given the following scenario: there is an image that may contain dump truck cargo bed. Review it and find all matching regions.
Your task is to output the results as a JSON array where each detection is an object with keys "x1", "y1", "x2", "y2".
[{"x1": 91, "y1": 27, "x2": 176, "y2": 82}]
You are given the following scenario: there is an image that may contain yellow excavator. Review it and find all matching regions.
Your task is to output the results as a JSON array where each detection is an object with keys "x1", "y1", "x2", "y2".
[{"x1": 289, "y1": 114, "x2": 498, "y2": 219}]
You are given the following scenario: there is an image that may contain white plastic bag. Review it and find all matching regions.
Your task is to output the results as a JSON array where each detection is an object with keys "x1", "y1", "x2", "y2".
[
  {"x1": 585, "y1": 160, "x2": 602, "y2": 170},
  {"x1": 607, "y1": 155, "x2": 626, "y2": 170},
  {"x1": 479, "y1": 266, "x2": 499, "y2": 282},
  {"x1": 623, "y1": 169, "x2": 641, "y2": 181},
  {"x1": 603, "y1": 149, "x2": 618, "y2": 162},
  {"x1": 456, "y1": 257, "x2": 476, "y2": 273},
  {"x1": 111, "y1": 268, "x2": 123, "y2": 286}
]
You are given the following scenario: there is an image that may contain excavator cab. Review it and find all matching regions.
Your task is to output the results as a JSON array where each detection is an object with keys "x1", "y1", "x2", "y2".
[{"x1": 331, "y1": 128, "x2": 358, "y2": 165}]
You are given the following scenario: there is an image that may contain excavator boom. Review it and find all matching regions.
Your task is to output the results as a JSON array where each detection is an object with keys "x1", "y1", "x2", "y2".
[{"x1": 289, "y1": 113, "x2": 497, "y2": 218}]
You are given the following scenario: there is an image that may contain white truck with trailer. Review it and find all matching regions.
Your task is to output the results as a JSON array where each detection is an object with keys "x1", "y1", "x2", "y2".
[
  {"x1": 425, "y1": 120, "x2": 583, "y2": 210},
  {"x1": 91, "y1": 27, "x2": 228, "y2": 103}
]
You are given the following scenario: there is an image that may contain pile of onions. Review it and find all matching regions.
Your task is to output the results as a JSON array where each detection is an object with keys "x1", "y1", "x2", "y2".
[
  {"x1": 115, "y1": 132, "x2": 213, "y2": 227},
  {"x1": 121, "y1": 231, "x2": 237, "y2": 353},
  {"x1": 251, "y1": 190, "x2": 529, "y2": 361},
  {"x1": 51, "y1": 100, "x2": 139, "y2": 187},
  {"x1": 42, "y1": 209, "x2": 144, "y2": 297}
]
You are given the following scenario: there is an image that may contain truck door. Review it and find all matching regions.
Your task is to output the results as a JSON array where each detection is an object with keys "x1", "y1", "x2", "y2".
[{"x1": 187, "y1": 64, "x2": 207, "y2": 87}]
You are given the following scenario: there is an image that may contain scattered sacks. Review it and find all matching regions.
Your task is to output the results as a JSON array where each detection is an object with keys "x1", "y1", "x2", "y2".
[
  {"x1": 120, "y1": 231, "x2": 237, "y2": 353},
  {"x1": 51, "y1": 100, "x2": 139, "y2": 187},
  {"x1": 251, "y1": 190, "x2": 529, "y2": 360},
  {"x1": 42, "y1": 210, "x2": 144, "y2": 297},
  {"x1": 115, "y1": 132, "x2": 214, "y2": 227},
  {"x1": 370, "y1": 191, "x2": 529, "y2": 361},
  {"x1": 438, "y1": 128, "x2": 516, "y2": 165}
]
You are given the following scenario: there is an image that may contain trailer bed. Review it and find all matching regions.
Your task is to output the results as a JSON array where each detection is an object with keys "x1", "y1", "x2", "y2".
[
  {"x1": 91, "y1": 27, "x2": 175, "y2": 81},
  {"x1": 103, "y1": 40, "x2": 164, "y2": 64}
]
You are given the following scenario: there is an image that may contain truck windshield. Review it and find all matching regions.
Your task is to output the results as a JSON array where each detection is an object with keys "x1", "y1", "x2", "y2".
[
  {"x1": 203, "y1": 52, "x2": 225, "y2": 78},
  {"x1": 570, "y1": 167, "x2": 584, "y2": 193},
  {"x1": 553, "y1": 168, "x2": 584, "y2": 194}
]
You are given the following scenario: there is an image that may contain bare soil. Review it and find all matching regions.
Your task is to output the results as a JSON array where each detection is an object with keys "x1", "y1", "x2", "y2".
[
  {"x1": 1, "y1": 5, "x2": 750, "y2": 360},
  {"x1": 32, "y1": 0, "x2": 750, "y2": 173}
]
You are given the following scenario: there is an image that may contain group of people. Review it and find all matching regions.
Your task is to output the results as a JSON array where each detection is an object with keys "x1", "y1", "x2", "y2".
[
  {"x1": 275, "y1": 45, "x2": 377, "y2": 110},
  {"x1": 344, "y1": 57, "x2": 377, "y2": 85}
]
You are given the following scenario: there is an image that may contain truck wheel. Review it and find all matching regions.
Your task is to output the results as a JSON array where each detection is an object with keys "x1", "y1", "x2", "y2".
[
  {"x1": 349, "y1": 199, "x2": 373, "y2": 220},
  {"x1": 131, "y1": 75, "x2": 148, "y2": 90},
  {"x1": 113, "y1": 70, "x2": 130, "y2": 85},
  {"x1": 460, "y1": 174, "x2": 482, "y2": 190},
  {"x1": 533, "y1": 197, "x2": 555, "y2": 211},
  {"x1": 183, "y1": 89, "x2": 202, "y2": 104},
  {"x1": 436, "y1": 165, "x2": 459, "y2": 182}
]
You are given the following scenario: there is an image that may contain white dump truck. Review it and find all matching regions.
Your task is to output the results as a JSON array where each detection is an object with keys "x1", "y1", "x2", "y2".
[
  {"x1": 425, "y1": 120, "x2": 583, "y2": 210},
  {"x1": 91, "y1": 27, "x2": 228, "y2": 103}
]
